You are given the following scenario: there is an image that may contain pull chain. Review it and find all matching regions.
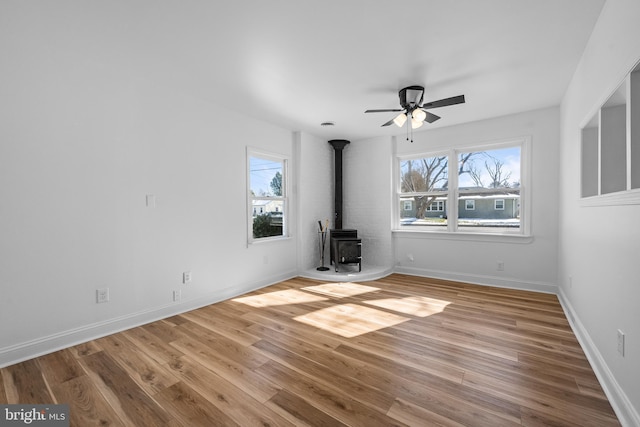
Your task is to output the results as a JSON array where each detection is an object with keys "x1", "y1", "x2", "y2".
[{"x1": 405, "y1": 118, "x2": 414, "y2": 143}]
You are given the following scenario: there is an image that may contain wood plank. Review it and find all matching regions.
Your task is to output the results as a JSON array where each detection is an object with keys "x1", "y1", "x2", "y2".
[
  {"x1": 49, "y1": 375, "x2": 127, "y2": 427},
  {"x1": 167, "y1": 355, "x2": 296, "y2": 427},
  {"x1": 121, "y1": 325, "x2": 184, "y2": 365},
  {"x1": 95, "y1": 333, "x2": 180, "y2": 395},
  {"x1": 462, "y1": 370, "x2": 620, "y2": 427},
  {"x1": 37, "y1": 348, "x2": 84, "y2": 386},
  {"x1": 2, "y1": 359, "x2": 53, "y2": 404},
  {"x1": 255, "y1": 360, "x2": 409, "y2": 427},
  {"x1": 154, "y1": 381, "x2": 240, "y2": 427},
  {"x1": 78, "y1": 351, "x2": 175, "y2": 426},
  {"x1": 334, "y1": 342, "x2": 522, "y2": 423},
  {"x1": 253, "y1": 339, "x2": 396, "y2": 412},
  {"x1": 267, "y1": 389, "x2": 348, "y2": 427},
  {"x1": 0, "y1": 373, "x2": 7, "y2": 404},
  {"x1": 169, "y1": 336, "x2": 279, "y2": 404}
]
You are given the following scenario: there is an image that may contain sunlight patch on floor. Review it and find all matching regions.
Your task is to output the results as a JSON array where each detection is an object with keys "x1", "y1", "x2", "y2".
[
  {"x1": 364, "y1": 296, "x2": 451, "y2": 317},
  {"x1": 232, "y1": 289, "x2": 328, "y2": 307},
  {"x1": 301, "y1": 282, "x2": 380, "y2": 298},
  {"x1": 293, "y1": 303, "x2": 409, "y2": 338}
]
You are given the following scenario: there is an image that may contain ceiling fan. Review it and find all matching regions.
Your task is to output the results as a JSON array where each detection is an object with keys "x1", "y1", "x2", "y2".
[{"x1": 365, "y1": 85, "x2": 465, "y2": 129}]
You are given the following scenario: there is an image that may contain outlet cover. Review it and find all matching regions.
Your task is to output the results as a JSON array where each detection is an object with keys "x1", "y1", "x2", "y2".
[
  {"x1": 183, "y1": 271, "x2": 192, "y2": 284},
  {"x1": 96, "y1": 288, "x2": 110, "y2": 304},
  {"x1": 497, "y1": 261, "x2": 505, "y2": 271},
  {"x1": 173, "y1": 290, "x2": 181, "y2": 302},
  {"x1": 617, "y1": 329, "x2": 625, "y2": 356}
]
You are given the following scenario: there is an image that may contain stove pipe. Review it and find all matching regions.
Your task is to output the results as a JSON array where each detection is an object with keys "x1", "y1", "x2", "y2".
[{"x1": 328, "y1": 139, "x2": 350, "y2": 230}]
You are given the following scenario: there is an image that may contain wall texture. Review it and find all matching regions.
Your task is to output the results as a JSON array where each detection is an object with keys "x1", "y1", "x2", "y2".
[{"x1": 558, "y1": 1, "x2": 640, "y2": 424}]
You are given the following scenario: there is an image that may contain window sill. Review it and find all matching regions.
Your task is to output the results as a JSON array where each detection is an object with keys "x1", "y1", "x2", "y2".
[
  {"x1": 248, "y1": 235, "x2": 292, "y2": 245},
  {"x1": 392, "y1": 229, "x2": 534, "y2": 244},
  {"x1": 580, "y1": 188, "x2": 640, "y2": 207}
]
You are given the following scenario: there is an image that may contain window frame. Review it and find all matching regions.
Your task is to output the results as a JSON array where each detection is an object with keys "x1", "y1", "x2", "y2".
[
  {"x1": 579, "y1": 58, "x2": 640, "y2": 207},
  {"x1": 465, "y1": 199, "x2": 475, "y2": 210},
  {"x1": 246, "y1": 148, "x2": 289, "y2": 244},
  {"x1": 394, "y1": 137, "x2": 531, "y2": 240}
]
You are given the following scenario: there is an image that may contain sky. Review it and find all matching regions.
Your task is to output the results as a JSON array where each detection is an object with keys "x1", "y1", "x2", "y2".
[
  {"x1": 250, "y1": 157, "x2": 282, "y2": 196},
  {"x1": 401, "y1": 145, "x2": 521, "y2": 189},
  {"x1": 458, "y1": 146, "x2": 521, "y2": 188}
]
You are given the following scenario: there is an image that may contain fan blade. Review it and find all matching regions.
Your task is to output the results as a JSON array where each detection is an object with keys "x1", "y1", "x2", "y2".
[
  {"x1": 421, "y1": 95, "x2": 465, "y2": 109},
  {"x1": 423, "y1": 111, "x2": 440, "y2": 123},
  {"x1": 381, "y1": 118, "x2": 395, "y2": 127},
  {"x1": 365, "y1": 109, "x2": 403, "y2": 113}
]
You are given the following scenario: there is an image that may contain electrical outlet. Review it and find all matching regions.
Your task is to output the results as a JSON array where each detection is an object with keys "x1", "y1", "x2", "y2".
[
  {"x1": 173, "y1": 290, "x2": 181, "y2": 302},
  {"x1": 497, "y1": 261, "x2": 505, "y2": 271},
  {"x1": 617, "y1": 329, "x2": 625, "y2": 356},
  {"x1": 96, "y1": 288, "x2": 110, "y2": 304},
  {"x1": 183, "y1": 271, "x2": 192, "y2": 284}
]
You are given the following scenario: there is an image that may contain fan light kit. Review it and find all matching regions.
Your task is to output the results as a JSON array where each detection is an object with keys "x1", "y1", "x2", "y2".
[{"x1": 365, "y1": 85, "x2": 465, "y2": 140}]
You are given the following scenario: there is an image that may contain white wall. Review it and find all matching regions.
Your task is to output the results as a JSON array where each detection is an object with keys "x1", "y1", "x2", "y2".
[
  {"x1": 344, "y1": 136, "x2": 395, "y2": 269},
  {"x1": 0, "y1": 7, "x2": 298, "y2": 365},
  {"x1": 392, "y1": 107, "x2": 560, "y2": 293},
  {"x1": 295, "y1": 132, "x2": 334, "y2": 271},
  {"x1": 558, "y1": 1, "x2": 640, "y2": 424}
]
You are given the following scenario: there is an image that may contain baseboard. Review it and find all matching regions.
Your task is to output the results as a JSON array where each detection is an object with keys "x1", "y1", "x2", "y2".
[
  {"x1": 558, "y1": 289, "x2": 640, "y2": 427},
  {"x1": 0, "y1": 269, "x2": 297, "y2": 369},
  {"x1": 394, "y1": 265, "x2": 558, "y2": 294}
]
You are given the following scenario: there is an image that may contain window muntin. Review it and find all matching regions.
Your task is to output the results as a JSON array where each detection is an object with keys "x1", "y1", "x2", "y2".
[
  {"x1": 397, "y1": 141, "x2": 525, "y2": 235},
  {"x1": 248, "y1": 150, "x2": 288, "y2": 242}
]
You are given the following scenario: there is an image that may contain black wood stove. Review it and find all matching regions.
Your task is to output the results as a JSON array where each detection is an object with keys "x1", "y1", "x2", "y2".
[
  {"x1": 328, "y1": 140, "x2": 362, "y2": 273},
  {"x1": 330, "y1": 229, "x2": 361, "y2": 272}
]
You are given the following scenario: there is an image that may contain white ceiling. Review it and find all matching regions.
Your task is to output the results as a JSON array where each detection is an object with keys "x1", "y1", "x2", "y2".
[{"x1": 30, "y1": 0, "x2": 606, "y2": 141}]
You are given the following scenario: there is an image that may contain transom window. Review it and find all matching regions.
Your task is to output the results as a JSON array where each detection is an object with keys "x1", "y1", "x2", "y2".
[{"x1": 396, "y1": 138, "x2": 528, "y2": 235}]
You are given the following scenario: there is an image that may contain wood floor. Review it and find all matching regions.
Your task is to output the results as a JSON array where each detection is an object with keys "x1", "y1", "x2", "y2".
[{"x1": 0, "y1": 274, "x2": 620, "y2": 426}]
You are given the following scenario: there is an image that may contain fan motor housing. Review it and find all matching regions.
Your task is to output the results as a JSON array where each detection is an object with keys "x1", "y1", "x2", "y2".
[{"x1": 399, "y1": 85, "x2": 424, "y2": 109}]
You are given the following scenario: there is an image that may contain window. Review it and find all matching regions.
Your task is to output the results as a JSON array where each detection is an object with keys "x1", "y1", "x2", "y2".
[
  {"x1": 426, "y1": 200, "x2": 445, "y2": 211},
  {"x1": 399, "y1": 154, "x2": 449, "y2": 228},
  {"x1": 247, "y1": 149, "x2": 288, "y2": 242},
  {"x1": 396, "y1": 138, "x2": 528, "y2": 235},
  {"x1": 580, "y1": 60, "x2": 640, "y2": 206},
  {"x1": 403, "y1": 200, "x2": 412, "y2": 211}
]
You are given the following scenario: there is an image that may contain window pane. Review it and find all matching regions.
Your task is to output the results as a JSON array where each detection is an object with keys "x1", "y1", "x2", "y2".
[
  {"x1": 457, "y1": 146, "x2": 521, "y2": 232},
  {"x1": 250, "y1": 157, "x2": 283, "y2": 197},
  {"x1": 458, "y1": 147, "x2": 520, "y2": 189},
  {"x1": 252, "y1": 200, "x2": 284, "y2": 238},
  {"x1": 400, "y1": 156, "x2": 448, "y2": 193}
]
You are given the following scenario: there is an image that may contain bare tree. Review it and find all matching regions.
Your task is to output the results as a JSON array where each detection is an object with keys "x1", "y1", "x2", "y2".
[
  {"x1": 485, "y1": 158, "x2": 512, "y2": 188},
  {"x1": 401, "y1": 153, "x2": 477, "y2": 218}
]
